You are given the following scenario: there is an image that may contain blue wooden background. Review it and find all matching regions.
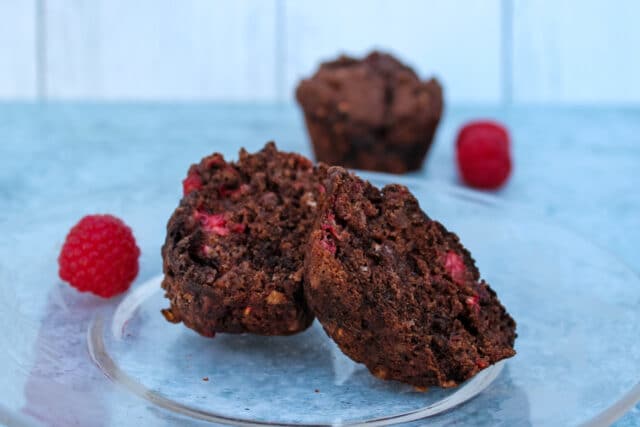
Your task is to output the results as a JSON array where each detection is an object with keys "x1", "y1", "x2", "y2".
[{"x1": 1, "y1": 0, "x2": 639, "y2": 104}]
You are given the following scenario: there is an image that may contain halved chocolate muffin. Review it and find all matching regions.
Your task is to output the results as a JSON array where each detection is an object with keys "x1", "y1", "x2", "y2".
[
  {"x1": 162, "y1": 143, "x2": 327, "y2": 336},
  {"x1": 304, "y1": 167, "x2": 516, "y2": 387}
]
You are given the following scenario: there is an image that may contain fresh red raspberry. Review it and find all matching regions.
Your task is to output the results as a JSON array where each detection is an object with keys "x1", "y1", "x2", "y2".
[
  {"x1": 58, "y1": 215, "x2": 140, "y2": 298},
  {"x1": 182, "y1": 168, "x2": 202, "y2": 195},
  {"x1": 456, "y1": 120, "x2": 512, "y2": 190}
]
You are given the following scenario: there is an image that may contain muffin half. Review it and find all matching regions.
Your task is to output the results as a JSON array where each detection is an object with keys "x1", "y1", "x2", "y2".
[
  {"x1": 162, "y1": 142, "x2": 327, "y2": 336},
  {"x1": 304, "y1": 167, "x2": 516, "y2": 387}
]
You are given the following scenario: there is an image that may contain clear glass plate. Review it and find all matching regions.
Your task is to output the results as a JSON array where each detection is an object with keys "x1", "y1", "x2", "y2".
[{"x1": 1, "y1": 172, "x2": 639, "y2": 426}]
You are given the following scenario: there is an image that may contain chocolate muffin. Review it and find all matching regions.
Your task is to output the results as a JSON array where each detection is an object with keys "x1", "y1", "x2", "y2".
[
  {"x1": 162, "y1": 143, "x2": 327, "y2": 336},
  {"x1": 296, "y1": 51, "x2": 443, "y2": 174},
  {"x1": 304, "y1": 167, "x2": 516, "y2": 387}
]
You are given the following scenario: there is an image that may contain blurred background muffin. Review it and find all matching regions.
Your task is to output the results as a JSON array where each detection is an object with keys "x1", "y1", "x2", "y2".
[{"x1": 296, "y1": 51, "x2": 443, "y2": 174}]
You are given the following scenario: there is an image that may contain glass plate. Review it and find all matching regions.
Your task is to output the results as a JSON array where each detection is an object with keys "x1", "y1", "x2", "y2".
[{"x1": 1, "y1": 172, "x2": 639, "y2": 427}]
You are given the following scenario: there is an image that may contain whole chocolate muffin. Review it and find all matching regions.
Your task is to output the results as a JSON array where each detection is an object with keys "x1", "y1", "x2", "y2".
[
  {"x1": 304, "y1": 167, "x2": 516, "y2": 387},
  {"x1": 162, "y1": 143, "x2": 327, "y2": 336},
  {"x1": 296, "y1": 51, "x2": 443, "y2": 174}
]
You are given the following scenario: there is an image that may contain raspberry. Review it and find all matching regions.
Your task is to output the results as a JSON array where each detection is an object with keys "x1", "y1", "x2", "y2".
[
  {"x1": 194, "y1": 211, "x2": 245, "y2": 236},
  {"x1": 321, "y1": 213, "x2": 341, "y2": 240},
  {"x1": 444, "y1": 251, "x2": 466, "y2": 284},
  {"x1": 182, "y1": 168, "x2": 202, "y2": 195},
  {"x1": 476, "y1": 358, "x2": 489, "y2": 369},
  {"x1": 195, "y1": 212, "x2": 229, "y2": 236},
  {"x1": 456, "y1": 120, "x2": 512, "y2": 190},
  {"x1": 320, "y1": 237, "x2": 337, "y2": 254},
  {"x1": 58, "y1": 215, "x2": 140, "y2": 298},
  {"x1": 465, "y1": 295, "x2": 480, "y2": 313}
]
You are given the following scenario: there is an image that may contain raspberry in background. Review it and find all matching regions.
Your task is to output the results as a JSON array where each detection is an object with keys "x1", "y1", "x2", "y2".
[
  {"x1": 456, "y1": 120, "x2": 512, "y2": 190},
  {"x1": 58, "y1": 214, "x2": 140, "y2": 298}
]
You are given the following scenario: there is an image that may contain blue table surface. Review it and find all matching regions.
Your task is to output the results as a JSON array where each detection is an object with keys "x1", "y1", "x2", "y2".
[{"x1": 0, "y1": 103, "x2": 639, "y2": 426}]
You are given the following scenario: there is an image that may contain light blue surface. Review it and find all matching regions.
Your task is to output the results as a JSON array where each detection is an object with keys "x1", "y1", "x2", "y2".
[
  {"x1": 3, "y1": 103, "x2": 637, "y2": 267},
  {"x1": 0, "y1": 103, "x2": 639, "y2": 425}
]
